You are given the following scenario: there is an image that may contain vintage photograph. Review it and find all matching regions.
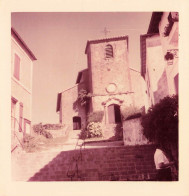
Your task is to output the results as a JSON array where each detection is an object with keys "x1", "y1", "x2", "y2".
[{"x1": 11, "y1": 12, "x2": 178, "y2": 182}]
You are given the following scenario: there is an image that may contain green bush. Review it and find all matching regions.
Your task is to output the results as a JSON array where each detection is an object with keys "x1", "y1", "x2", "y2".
[
  {"x1": 87, "y1": 111, "x2": 104, "y2": 123},
  {"x1": 22, "y1": 134, "x2": 37, "y2": 153},
  {"x1": 33, "y1": 123, "x2": 53, "y2": 139},
  {"x1": 79, "y1": 128, "x2": 88, "y2": 140},
  {"x1": 87, "y1": 122, "x2": 103, "y2": 138},
  {"x1": 43, "y1": 123, "x2": 63, "y2": 130},
  {"x1": 141, "y1": 95, "x2": 178, "y2": 147},
  {"x1": 79, "y1": 111, "x2": 104, "y2": 139},
  {"x1": 79, "y1": 122, "x2": 103, "y2": 139}
]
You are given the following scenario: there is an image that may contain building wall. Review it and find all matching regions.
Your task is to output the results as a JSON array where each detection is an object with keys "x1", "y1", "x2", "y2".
[
  {"x1": 129, "y1": 69, "x2": 146, "y2": 109},
  {"x1": 89, "y1": 39, "x2": 130, "y2": 95},
  {"x1": 123, "y1": 118, "x2": 149, "y2": 146},
  {"x1": 85, "y1": 38, "x2": 146, "y2": 127},
  {"x1": 60, "y1": 84, "x2": 87, "y2": 130},
  {"x1": 86, "y1": 39, "x2": 133, "y2": 115},
  {"x1": 142, "y1": 12, "x2": 179, "y2": 109},
  {"x1": 145, "y1": 35, "x2": 169, "y2": 105},
  {"x1": 159, "y1": 12, "x2": 179, "y2": 96},
  {"x1": 11, "y1": 36, "x2": 33, "y2": 137}
]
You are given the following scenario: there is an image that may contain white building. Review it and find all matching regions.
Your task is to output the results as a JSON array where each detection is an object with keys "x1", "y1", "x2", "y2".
[
  {"x1": 11, "y1": 28, "x2": 37, "y2": 152},
  {"x1": 141, "y1": 12, "x2": 178, "y2": 108}
]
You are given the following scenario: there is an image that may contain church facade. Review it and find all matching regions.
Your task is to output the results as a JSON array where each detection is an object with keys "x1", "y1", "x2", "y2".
[{"x1": 57, "y1": 36, "x2": 146, "y2": 136}]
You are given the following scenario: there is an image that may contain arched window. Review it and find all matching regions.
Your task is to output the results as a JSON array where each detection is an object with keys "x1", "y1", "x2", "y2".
[{"x1": 105, "y1": 44, "x2": 113, "y2": 58}]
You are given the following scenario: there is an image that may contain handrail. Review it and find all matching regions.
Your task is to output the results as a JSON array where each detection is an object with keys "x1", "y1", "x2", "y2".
[
  {"x1": 11, "y1": 116, "x2": 24, "y2": 151},
  {"x1": 66, "y1": 132, "x2": 85, "y2": 181}
]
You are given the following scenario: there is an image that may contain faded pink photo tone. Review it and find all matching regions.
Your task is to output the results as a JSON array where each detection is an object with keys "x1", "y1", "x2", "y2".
[
  {"x1": 11, "y1": 12, "x2": 152, "y2": 124},
  {"x1": 11, "y1": 12, "x2": 178, "y2": 182}
]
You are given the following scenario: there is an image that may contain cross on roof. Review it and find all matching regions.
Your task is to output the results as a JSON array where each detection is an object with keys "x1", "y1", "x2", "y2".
[{"x1": 102, "y1": 27, "x2": 110, "y2": 37}]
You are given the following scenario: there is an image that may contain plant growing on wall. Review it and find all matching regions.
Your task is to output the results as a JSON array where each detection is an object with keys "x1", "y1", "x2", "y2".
[
  {"x1": 77, "y1": 89, "x2": 91, "y2": 106},
  {"x1": 164, "y1": 52, "x2": 174, "y2": 61}
]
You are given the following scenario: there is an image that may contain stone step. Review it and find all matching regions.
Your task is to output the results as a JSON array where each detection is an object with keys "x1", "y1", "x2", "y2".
[
  {"x1": 83, "y1": 140, "x2": 124, "y2": 148},
  {"x1": 12, "y1": 144, "x2": 157, "y2": 181}
]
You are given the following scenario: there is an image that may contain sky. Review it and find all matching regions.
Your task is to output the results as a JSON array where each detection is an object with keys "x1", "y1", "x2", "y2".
[{"x1": 11, "y1": 12, "x2": 152, "y2": 124}]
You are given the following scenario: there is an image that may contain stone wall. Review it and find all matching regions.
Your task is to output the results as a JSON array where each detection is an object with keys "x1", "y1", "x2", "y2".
[
  {"x1": 123, "y1": 117, "x2": 149, "y2": 146},
  {"x1": 86, "y1": 38, "x2": 133, "y2": 114},
  {"x1": 89, "y1": 39, "x2": 130, "y2": 96}
]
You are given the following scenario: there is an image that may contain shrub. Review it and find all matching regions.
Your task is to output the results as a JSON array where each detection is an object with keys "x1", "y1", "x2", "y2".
[
  {"x1": 87, "y1": 122, "x2": 103, "y2": 138},
  {"x1": 79, "y1": 122, "x2": 103, "y2": 139},
  {"x1": 33, "y1": 123, "x2": 53, "y2": 139},
  {"x1": 79, "y1": 127, "x2": 88, "y2": 140},
  {"x1": 114, "y1": 124, "x2": 123, "y2": 140},
  {"x1": 87, "y1": 111, "x2": 104, "y2": 123},
  {"x1": 42, "y1": 123, "x2": 63, "y2": 130},
  {"x1": 141, "y1": 95, "x2": 178, "y2": 147},
  {"x1": 22, "y1": 134, "x2": 37, "y2": 153}
]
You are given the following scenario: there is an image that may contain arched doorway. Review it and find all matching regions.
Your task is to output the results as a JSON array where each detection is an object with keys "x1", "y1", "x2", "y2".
[
  {"x1": 73, "y1": 116, "x2": 81, "y2": 130},
  {"x1": 108, "y1": 104, "x2": 122, "y2": 124}
]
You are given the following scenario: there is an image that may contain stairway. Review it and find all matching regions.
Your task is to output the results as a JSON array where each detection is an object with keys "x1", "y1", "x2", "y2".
[{"x1": 12, "y1": 144, "x2": 157, "y2": 181}]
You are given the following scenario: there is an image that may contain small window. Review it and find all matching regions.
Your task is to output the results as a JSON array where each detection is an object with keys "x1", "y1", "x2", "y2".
[
  {"x1": 73, "y1": 116, "x2": 81, "y2": 130},
  {"x1": 14, "y1": 53, "x2": 20, "y2": 80},
  {"x1": 105, "y1": 44, "x2": 113, "y2": 58}
]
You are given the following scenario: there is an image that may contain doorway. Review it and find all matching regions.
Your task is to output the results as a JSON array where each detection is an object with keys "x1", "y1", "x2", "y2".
[
  {"x1": 108, "y1": 104, "x2": 122, "y2": 124},
  {"x1": 73, "y1": 116, "x2": 81, "y2": 130}
]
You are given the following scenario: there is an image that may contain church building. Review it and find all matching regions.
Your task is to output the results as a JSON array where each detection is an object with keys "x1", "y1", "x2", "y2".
[{"x1": 57, "y1": 35, "x2": 146, "y2": 137}]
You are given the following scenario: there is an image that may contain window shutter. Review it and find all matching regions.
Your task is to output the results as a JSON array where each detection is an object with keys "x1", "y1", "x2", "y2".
[
  {"x1": 14, "y1": 54, "x2": 20, "y2": 80},
  {"x1": 105, "y1": 44, "x2": 113, "y2": 58}
]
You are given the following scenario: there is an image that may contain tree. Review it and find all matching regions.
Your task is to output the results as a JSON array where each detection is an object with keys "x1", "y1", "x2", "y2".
[{"x1": 141, "y1": 95, "x2": 178, "y2": 164}]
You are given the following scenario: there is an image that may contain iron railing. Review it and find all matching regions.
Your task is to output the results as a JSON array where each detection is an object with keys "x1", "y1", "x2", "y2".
[
  {"x1": 66, "y1": 133, "x2": 85, "y2": 181},
  {"x1": 11, "y1": 116, "x2": 24, "y2": 152}
]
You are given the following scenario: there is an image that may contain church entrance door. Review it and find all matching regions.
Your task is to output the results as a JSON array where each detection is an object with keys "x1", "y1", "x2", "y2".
[
  {"x1": 73, "y1": 116, "x2": 81, "y2": 130},
  {"x1": 108, "y1": 104, "x2": 121, "y2": 124}
]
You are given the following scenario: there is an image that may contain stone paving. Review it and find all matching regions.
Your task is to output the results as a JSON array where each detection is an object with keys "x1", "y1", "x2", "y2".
[{"x1": 12, "y1": 129, "x2": 157, "y2": 181}]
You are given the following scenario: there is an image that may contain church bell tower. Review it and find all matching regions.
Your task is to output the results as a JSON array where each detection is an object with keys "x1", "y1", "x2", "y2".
[{"x1": 85, "y1": 36, "x2": 132, "y2": 114}]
